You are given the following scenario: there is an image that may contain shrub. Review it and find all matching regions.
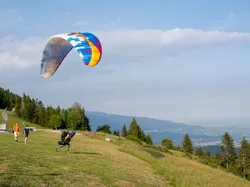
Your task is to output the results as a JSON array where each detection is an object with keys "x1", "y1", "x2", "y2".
[{"x1": 126, "y1": 135, "x2": 142, "y2": 144}]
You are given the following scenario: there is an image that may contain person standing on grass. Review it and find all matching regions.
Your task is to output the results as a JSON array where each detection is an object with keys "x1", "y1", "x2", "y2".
[
  {"x1": 12, "y1": 122, "x2": 20, "y2": 142},
  {"x1": 56, "y1": 131, "x2": 76, "y2": 153},
  {"x1": 23, "y1": 125, "x2": 30, "y2": 144}
]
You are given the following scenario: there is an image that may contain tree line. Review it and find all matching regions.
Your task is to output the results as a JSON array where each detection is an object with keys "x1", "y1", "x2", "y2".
[
  {"x1": 0, "y1": 87, "x2": 153, "y2": 145},
  {"x1": 162, "y1": 132, "x2": 250, "y2": 181},
  {"x1": 0, "y1": 87, "x2": 91, "y2": 131}
]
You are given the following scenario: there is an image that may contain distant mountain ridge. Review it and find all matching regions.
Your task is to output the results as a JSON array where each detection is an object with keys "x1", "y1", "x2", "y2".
[
  {"x1": 86, "y1": 111, "x2": 205, "y2": 132},
  {"x1": 86, "y1": 111, "x2": 208, "y2": 144}
]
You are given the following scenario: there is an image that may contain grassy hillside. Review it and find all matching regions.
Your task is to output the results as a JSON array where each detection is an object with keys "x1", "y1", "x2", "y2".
[
  {"x1": 1, "y1": 111, "x2": 249, "y2": 186},
  {"x1": 1, "y1": 130, "x2": 250, "y2": 186}
]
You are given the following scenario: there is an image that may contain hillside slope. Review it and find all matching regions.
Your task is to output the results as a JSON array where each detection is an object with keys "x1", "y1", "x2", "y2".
[
  {"x1": 1, "y1": 130, "x2": 250, "y2": 186},
  {"x1": 1, "y1": 110, "x2": 250, "y2": 186}
]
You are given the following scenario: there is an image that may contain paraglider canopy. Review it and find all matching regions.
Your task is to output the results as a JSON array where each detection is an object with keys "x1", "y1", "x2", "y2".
[{"x1": 40, "y1": 32, "x2": 102, "y2": 78}]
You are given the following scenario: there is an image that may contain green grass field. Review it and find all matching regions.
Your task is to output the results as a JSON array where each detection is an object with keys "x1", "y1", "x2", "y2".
[
  {"x1": 0, "y1": 130, "x2": 168, "y2": 187},
  {"x1": 1, "y1": 110, "x2": 250, "y2": 186}
]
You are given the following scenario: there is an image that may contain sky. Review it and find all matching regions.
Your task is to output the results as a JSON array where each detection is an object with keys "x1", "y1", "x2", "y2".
[{"x1": 0, "y1": 0, "x2": 250, "y2": 125}]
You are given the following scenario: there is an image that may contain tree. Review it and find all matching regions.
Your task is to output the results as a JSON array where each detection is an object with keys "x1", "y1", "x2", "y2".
[
  {"x1": 60, "y1": 109, "x2": 69, "y2": 129},
  {"x1": 195, "y1": 147, "x2": 204, "y2": 157},
  {"x1": 96, "y1": 124, "x2": 111, "y2": 134},
  {"x1": 215, "y1": 152, "x2": 222, "y2": 160},
  {"x1": 67, "y1": 102, "x2": 91, "y2": 131},
  {"x1": 126, "y1": 118, "x2": 152, "y2": 144},
  {"x1": 182, "y1": 133, "x2": 193, "y2": 154},
  {"x1": 45, "y1": 106, "x2": 56, "y2": 127},
  {"x1": 214, "y1": 151, "x2": 223, "y2": 166},
  {"x1": 113, "y1": 129, "x2": 120, "y2": 136},
  {"x1": 144, "y1": 134, "x2": 153, "y2": 145},
  {"x1": 14, "y1": 101, "x2": 22, "y2": 117},
  {"x1": 161, "y1": 138, "x2": 174, "y2": 149},
  {"x1": 128, "y1": 118, "x2": 142, "y2": 138},
  {"x1": 37, "y1": 102, "x2": 46, "y2": 126},
  {"x1": 238, "y1": 137, "x2": 250, "y2": 179},
  {"x1": 49, "y1": 114, "x2": 62, "y2": 130},
  {"x1": 205, "y1": 151, "x2": 211, "y2": 157},
  {"x1": 140, "y1": 130, "x2": 146, "y2": 142},
  {"x1": 122, "y1": 124, "x2": 127, "y2": 137},
  {"x1": 221, "y1": 132, "x2": 236, "y2": 171},
  {"x1": 84, "y1": 116, "x2": 91, "y2": 131}
]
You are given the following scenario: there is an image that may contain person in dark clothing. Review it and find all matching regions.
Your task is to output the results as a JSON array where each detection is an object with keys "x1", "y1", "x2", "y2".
[
  {"x1": 23, "y1": 125, "x2": 30, "y2": 144},
  {"x1": 56, "y1": 131, "x2": 76, "y2": 153}
]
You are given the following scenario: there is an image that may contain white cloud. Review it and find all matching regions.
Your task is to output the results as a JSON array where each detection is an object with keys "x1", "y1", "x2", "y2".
[
  {"x1": 97, "y1": 28, "x2": 250, "y2": 49},
  {"x1": 1, "y1": 28, "x2": 250, "y2": 70},
  {"x1": 0, "y1": 52, "x2": 29, "y2": 69},
  {"x1": 0, "y1": 36, "x2": 45, "y2": 70}
]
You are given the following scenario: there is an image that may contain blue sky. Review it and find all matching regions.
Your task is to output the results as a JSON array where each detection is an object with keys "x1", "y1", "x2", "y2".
[{"x1": 0, "y1": 0, "x2": 250, "y2": 125}]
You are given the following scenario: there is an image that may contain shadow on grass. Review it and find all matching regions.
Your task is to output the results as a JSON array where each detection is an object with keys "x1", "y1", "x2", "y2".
[
  {"x1": 0, "y1": 172, "x2": 61, "y2": 177},
  {"x1": 71, "y1": 151, "x2": 102, "y2": 155},
  {"x1": 0, "y1": 183, "x2": 14, "y2": 187},
  {"x1": 0, "y1": 173, "x2": 60, "y2": 187},
  {"x1": 143, "y1": 148, "x2": 165, "y2": 158},
  {"x1": 31, "y1": 173, "x2": 61, "y2": 176},
  {"x1": 0, "y1": 181, "x2": 50, "y2": 187}
]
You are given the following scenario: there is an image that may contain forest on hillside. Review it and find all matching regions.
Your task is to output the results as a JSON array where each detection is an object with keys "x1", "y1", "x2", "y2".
[
  {"x1": 0, "y1": 87, "x2": 91, "y2": 131},
  {"x1": 1, "y1": 86, "x2": 250, "y2": 181},
  {"x1": 0, "y1": 87, "x2": 153, "y2": 145}
]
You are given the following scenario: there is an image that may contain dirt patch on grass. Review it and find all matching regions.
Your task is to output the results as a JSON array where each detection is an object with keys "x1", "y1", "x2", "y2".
[{"x1": 0, "y1": 164, "x2": 8, "y2": 173}]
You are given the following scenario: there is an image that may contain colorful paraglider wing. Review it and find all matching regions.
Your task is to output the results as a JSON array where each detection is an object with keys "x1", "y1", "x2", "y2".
[
  {"x1": 40, "y1": 32, "x2": 102, "y2": 78},
  {"x1": 67, "y1": 32, "x2": 102, "y2": 67}
]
